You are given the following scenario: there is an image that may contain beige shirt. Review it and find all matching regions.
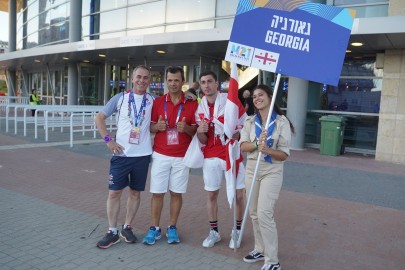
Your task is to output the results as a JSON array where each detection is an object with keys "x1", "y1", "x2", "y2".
[{"x1": 239, "y1": 114, "x2": 291, "y2": 164}]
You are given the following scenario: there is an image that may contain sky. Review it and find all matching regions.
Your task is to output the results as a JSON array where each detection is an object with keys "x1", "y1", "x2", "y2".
[{"x1": 0, "y1": 11, "x2": 9, "y2": 41}]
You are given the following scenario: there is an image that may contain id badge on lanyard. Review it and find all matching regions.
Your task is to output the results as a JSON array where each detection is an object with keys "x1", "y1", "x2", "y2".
[
  {"x1": 164, "y1": 100, "x2": 182, "y2": 145},
  {"x1": 166, "y1": 128, "x2": 179, "y2": 145},
  {"x1": 129, "y1": 126, "x2": 140, "y2": 144},
  {"x1": 128, "y1": 93, "x2": 146, "y2": 144}
]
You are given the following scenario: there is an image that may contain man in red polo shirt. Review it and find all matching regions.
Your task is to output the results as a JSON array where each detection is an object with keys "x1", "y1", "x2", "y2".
[{"x1": 143, "y1": 66, "x2": 198, "y2": 245}]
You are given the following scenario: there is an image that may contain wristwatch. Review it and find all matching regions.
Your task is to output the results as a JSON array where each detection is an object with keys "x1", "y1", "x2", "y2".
[{"x1": 104, "y1": 134, "x2": 112, "y2": 143}]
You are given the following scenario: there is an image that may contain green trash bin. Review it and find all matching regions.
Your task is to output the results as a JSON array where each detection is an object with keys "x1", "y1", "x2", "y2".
[{"x1": 319, "y1": 115, "x2": 345, "y2": 156}]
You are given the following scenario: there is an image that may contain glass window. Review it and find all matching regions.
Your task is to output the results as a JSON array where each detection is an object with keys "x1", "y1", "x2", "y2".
[
  {"x1": 38, "y1": 8, "x2": 50, "y2": 28},
  {"x1": 84, "y1": 12, "x2": 101, "y2": 40},
  {"x1": 82, "y1": 0, "x2": 91, "y2": 16},
  {"x1": 324, "y1": 79, "x2": 381, "y2": 113},
  {"x1": 348, "y1": 5, "x2": 388, "y2": 18},
  {"x1": 127, "y1": 2, "x2": 165, "y2": 29},
  {"x1": 304, "y1": 57, "x2": 382, "y2": 150},
  {"x1": 341, "y1": 60, "x2": 383, "y2": 77},
  {"x1": 27, "y1": 33, "x2": 38, "y2": 48},
  {"x1": 27, "y1": 0, "x2": 39, "y2": 20},
  {"x1": 216, "y1": 0, "x2": 238, "y2": 16},
  {"x1": 82, "y1": 16, "x2": 91, "y2": 38},
  {"x1": 306, "y1": 111, "x2": 379, "y2": 149},
  {"x1": 49, "y1": 3, "x2": 69, "y2": 23},
  {"x1": 333, "y1": 0, "x2": 388, "y2": 5},
  {"x1": 80, "y1": 66, "x2": 100, "y2": 105},
  {"x1": 128, "y1": 0, "x2": 155, "y2": 4},
  {"x1": 99, "y1": 9, "x2": 127, "y2": 34},
  {"x1": 315, "y1": 59, "x2": 383, "y2": 113},
  {"x1": 215, "y1": 18, "x2": 234, "y2": 28},
  {"x1": 166, "y1": 0, "x2": 215, "y2": 23},
  {"x1": 44, "y1": 20, "x2": 69, "y2": 44},
  {"x1": 38, "y1": 28, "x2": 51, "y2": 45},
  {"x1": 27, "y1": 16, "x2": 39, "y2": 36},
  {"x1": 100, "y1": 0, "x2": 128, "y2": 11},
  {"x1": 166, "y1": 21, "x2": 215, "y2": 32},
  {"x1": 332, "y1": 0, "x2": 388, "y2": 18},
  {"x1": 16, "y1": 12, "x2": 24, "y2": 50},
  {"x1": 17, "y1": 40, "x2": 23, "y2": 51}
]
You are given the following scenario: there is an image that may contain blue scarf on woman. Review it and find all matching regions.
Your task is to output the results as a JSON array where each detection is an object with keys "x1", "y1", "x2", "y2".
[{"x1": 255, "y1": 111, "x2": 277, "y2": 163}]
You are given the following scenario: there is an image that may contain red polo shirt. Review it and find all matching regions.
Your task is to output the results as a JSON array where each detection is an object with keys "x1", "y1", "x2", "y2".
[
  {"x1": 202, "y1": 103, "x2": 226, "y2": 160},
  {"x1": 152, "y1": 92, "x2": 198, "y2": 157}
]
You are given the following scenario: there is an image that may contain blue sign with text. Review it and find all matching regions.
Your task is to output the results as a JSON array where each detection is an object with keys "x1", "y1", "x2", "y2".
[{"x1": 225, "y1": 0, "x2": 355, "y2": 86}]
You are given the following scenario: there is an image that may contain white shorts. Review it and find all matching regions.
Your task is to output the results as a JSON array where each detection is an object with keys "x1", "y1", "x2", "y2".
[
  {"x1": 203, "y1": 157, "x2": 245, "y2": 191},
  {"x1": 150, "y1": 152, "x2": 190, "y2": 193}
]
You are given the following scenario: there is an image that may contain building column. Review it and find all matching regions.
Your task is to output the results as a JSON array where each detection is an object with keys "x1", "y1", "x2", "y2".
[
  {"x1": 6, "y1": 70, "x2": 16, "y2": 97},
  {"x1": 7, "y1": 0, "x2": 17, "y2": 98},
  {"x1": 67, "y1": 0, "x2": 82, "y2": 105},
  {"x1": 375, "y1": 49, "x2": 405, "y2": 164},
  {"x1": 286, "y1": 76, "x2": 309, "y2": 150},
  {"x1": 8, "y1": 0, "x2": 16, "y2": 52},
  {"x1": 69, "y1": 0, "x2": 82, "y2": 42},
  {"x1": 103, "y1": 63, "x2": 111, "y2": 104},
  {"x1": 67, "y1": 64, "x2": 78, "y2": 105}
]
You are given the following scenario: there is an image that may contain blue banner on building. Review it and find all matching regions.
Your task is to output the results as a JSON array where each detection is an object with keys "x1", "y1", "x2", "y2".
[{"x1": 225, "y1": 0, "x2": 355, "y2": 86}]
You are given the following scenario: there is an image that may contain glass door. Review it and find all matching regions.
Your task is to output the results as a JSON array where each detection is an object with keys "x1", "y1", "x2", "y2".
[{"x1": 80, "y1": 65, "x2": 100, "y2": 105}]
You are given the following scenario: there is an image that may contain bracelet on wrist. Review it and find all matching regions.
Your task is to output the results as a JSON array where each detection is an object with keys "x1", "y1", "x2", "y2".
[
  {"x1": 104, "y1": 134, "x2": 112, "y2": 143},
  {"x1": 254, "y1": 141, "x2": 258, "y2": 149}
]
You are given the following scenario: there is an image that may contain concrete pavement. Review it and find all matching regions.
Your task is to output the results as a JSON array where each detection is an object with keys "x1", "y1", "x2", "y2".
[{"x1": 0, "y1": 120, "x2": 404, "y2": 270}]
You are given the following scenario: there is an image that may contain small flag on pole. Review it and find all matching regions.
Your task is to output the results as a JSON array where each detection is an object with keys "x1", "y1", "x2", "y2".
[{"x1": 224, "y1": 62, "x2": 247, "y2": 207}]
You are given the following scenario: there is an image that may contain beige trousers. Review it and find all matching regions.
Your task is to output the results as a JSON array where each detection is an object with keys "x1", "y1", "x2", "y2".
[{"x1": 245, "y1": 159, "x2": 283, "y2": 265}]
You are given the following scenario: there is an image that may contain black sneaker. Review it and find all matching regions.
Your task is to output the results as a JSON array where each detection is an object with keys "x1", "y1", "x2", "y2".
[
  {"x1": 120, "y1": 225, "x2": 137, "y2": 243},
  {"x1": 243, "y1": 250, "x2": 265, "y2": 263},
  {"x1": 97, "y1": 230, "x2": 120, "y2": 249}
]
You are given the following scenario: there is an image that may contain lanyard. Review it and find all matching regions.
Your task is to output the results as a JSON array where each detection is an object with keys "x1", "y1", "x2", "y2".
[
  {"x1": 128, "y1": 92, "x2": 147, "y2": 128},
  {"x1": 164, "y1": 96, "x2": 183, "y2": 128}
]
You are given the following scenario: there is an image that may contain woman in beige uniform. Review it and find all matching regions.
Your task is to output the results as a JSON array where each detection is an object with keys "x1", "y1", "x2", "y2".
[{"x1": 239, "y1": 84, "x2": 295, "y2": 270}]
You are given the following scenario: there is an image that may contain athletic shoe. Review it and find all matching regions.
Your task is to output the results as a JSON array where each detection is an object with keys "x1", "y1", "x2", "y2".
[
  {"x1": 202, "y1": 230, "x2": 221, "y2": 248},
  {"x1": 120, "y1": 225, "x2": 137, "y2": 243},
  {"x1": 261, "y1": 263, "x2": 281, "y2": 270},
  {"x1": 142, "y1": 226, "x2": 162, "y2": 245},
  {"x1": 166, "y1": 225, "x2": 180, "y2": 244},
  {"x1": 97, "y1": 230, "x2": 120, "y2": 249},
  {"x1": 243, "y1": 250, "x2": 265, "y2": 263},
  {"x1": 228, "y1": 229, "x2": 240, "y2": 249}
]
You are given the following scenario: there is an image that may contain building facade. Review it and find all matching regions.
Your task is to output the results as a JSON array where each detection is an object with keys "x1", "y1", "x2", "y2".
[{"x1": 0, "y1": 0, "x2": 404, "y2": 164}]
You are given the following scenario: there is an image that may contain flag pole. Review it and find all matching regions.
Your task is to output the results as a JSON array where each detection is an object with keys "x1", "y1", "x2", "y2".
[
  {"x1": 237, "y1": 73, "x2": 282, "y2": 247},
  {"x1": 233, "y1": 163, "x2": 237, "y2": 252}
]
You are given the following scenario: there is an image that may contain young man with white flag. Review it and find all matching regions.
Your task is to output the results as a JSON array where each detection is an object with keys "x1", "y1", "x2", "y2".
[{"x1": 195, "y1": 69, "x2": 247, "y2": 249}]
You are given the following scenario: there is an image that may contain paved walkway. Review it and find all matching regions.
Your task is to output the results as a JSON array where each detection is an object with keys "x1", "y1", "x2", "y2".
[{"x1": 0, "y1": 121, "x2": 404, "y2": 270}]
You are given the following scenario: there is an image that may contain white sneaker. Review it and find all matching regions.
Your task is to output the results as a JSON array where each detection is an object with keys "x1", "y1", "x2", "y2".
[
  {"x1": 202, "y1": 230, "x2": 221, "y2": 247},
  {"x1": 229, "y1": 229, "x2": 240, "y2": 249}
]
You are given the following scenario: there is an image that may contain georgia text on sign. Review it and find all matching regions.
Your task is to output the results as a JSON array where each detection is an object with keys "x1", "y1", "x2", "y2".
[{"x1": 264, "y1": 15, "x2": 311, "y2": 52}]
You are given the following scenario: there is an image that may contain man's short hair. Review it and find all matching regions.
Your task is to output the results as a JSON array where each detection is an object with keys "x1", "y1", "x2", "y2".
[
  {"x1": 132, "y1": 65, "x2": 150, "y2": 76},
  {"x1": 166, "y1": 66, "x2": 185, "y2": 81},
  {"x1": 199, "y1": 71, "x2": 217, "y2": 81}
]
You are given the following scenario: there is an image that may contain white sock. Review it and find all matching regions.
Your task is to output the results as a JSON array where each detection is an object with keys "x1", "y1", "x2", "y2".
[{"x1": 109, "y1": 227, "x2": 118, "y2": 234}]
